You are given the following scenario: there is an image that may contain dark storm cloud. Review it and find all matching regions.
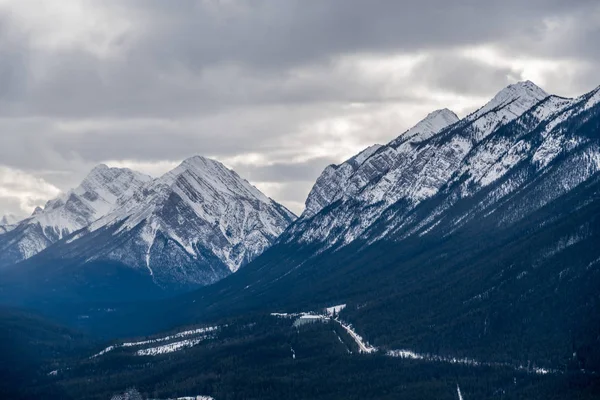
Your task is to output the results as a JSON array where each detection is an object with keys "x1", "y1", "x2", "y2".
[
  {"x1": 120, "y1": 0, "x2": 597, "y2": 68},
  {"x1": 0, "y1": 0, "x2": 598, "y2": 215},
  {"x1": 1, "y1": 0, "x2": 598, "y2": 118}
]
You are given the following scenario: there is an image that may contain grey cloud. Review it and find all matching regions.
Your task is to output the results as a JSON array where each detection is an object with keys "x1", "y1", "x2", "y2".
[
  {"x1": 0, "y1": 1, "x2": 598, "y2": 118},
  {"x1": 0, "y1": 197, "x2": 23, "y2": 217},
  {"x1": 121, "y1": 0, "x2": 596, "y2": 68},
  {"x1": 0, "y1": 1, "x2": 598, "y2": 215},
  {"x1": 415, "y1": 53, "x2": 522, "y2": 96},
  {"x1": 235, "y1": 157, "x2": 340, "y2": 183}
]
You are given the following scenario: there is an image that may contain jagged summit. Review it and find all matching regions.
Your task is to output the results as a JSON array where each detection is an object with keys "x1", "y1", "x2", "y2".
[
  {"x1": 43, "y1": 165, "x2": 152, "y2": 217},
  {"x1": 0, "y1": 155, "x2": 295, "y2": 291},
  {"x1": 302, "y1": 109, "x2": 460, "y2": 218},
  {"x1": 0, "y1": 214, "x2": 22, "y2": 234},
  {"x1": 163, "y1": 155, "x2": 271, "y2": 204},
  {"x1": 25, "y1": 155, "x2": 296, "y2": 288},
  {"x1": 175, "y1": 155, "x2": 218, "y2": 172},
  {"x1": 389, "y1": 108, "x2": 460, "y2": 148},
  {"x1": 89, "y1": 163, "x2": 109, "y2": 172},
  {"x1": 471, "y1": 80, "x2": 549, "y2": 120}
]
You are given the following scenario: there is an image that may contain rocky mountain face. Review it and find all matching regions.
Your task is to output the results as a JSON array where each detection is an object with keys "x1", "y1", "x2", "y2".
[
  {"x1": 0, "y1": 165, "x2": 152, "y2": 268},
  {"x1": 47, "y1": 155, "x2": 296, "y2": 288},
  {"x1": 0, "y1": 156, "x2": 296, "y2": 299},
  {"x1": 282, "y1": 81, "x2": 562, "y2": 249}
]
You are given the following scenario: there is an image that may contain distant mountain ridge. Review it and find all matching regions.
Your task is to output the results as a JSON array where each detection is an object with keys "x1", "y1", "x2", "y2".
[
  {"x1": 0, "y1": 214, "x2": 22, "y2": 234},
  {"x1": 0, "y1": 165, "x2": 152, "y2": 267}
]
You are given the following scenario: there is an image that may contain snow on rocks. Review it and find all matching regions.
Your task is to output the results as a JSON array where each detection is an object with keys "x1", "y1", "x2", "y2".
[
  {"x1": 0, "y1": 165, "x2": 152, "y2": 266},
  {"x1": 389, "y1": 108, "x2": 459, "y2": 148},
  {"x1": 47, "y1": 155, "x2": 296, "y2": 288},
  {"x1": 281, "y1": 80, "x2": 600, "y2": 260},
  {"x1": 284, "y1": 81, "x2": 552, "y2": 253}
]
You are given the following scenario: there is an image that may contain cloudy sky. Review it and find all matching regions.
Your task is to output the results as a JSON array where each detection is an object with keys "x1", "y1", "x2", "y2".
[{"x1": 0, "y1": 0, "x2": 598, "y2": 216}]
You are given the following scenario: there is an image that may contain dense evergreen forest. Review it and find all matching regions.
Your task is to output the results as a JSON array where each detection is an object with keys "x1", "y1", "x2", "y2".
[{"x1": 2, "y1": 310, "x2": 598, "y2": 400}]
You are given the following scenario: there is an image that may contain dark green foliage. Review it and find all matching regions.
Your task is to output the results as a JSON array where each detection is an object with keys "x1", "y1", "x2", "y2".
[{"x1": 0, "y1": 307, "x2": 92, "y2": 399}]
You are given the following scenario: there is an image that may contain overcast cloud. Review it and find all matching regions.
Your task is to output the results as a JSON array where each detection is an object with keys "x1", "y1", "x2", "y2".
[{"x1": 0, "y1": 0, "x2": 598, "y2": 216}]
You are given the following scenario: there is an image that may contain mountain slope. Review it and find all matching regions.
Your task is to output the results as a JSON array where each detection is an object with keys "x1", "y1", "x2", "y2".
[
  {"x1": 0, "y1": 165, "x2": 152, "y2": 268},
  {"x1": 0, "y1": 306, "x2": 90, "y2": 399}
]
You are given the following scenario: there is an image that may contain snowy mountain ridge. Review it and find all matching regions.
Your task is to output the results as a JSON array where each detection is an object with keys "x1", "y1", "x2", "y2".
[
  {"x1": 84, "y1": 155, "x2": 295, "y2": 273},
  {"x1": 282, "y1": 80, "x2": 599, "y2": 251},
  {"x1": 389, "y1": 108, "x2": 459, "y2": 148},
  {"x1": 37, "y1": 164, "x2": 153, "y2": 238},
  {"x1": 302, "y1": 108, "x2": 461, "y2": 219}
]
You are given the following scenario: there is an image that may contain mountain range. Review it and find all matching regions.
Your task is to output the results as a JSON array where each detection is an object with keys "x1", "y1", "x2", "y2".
[
  {"x1": 0, "y1": 81, "x2": 599, "y2": 369},
  {"x1": 1, "y1": 79, "x2": 599, "y2": 399}
]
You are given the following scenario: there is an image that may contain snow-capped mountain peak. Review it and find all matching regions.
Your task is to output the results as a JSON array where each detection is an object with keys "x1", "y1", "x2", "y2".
[
  {"x1": 164, "y1": 155, "x2": 271, "y2": 204},
  {"x1": 0, "y1": 214, "x2": 23, "y2": 234},
  {"x1": 0, "y1": 165, "x2": 153, "y2": 264},
  {"x1": 389, "y1": 108, "x2": 459, "y2": 147},
  {"x1": 302, "y1": 108, "x2": 460, "y2": 219},
  {"x1": 461, "y1": 80, "x2": 549, "y2": 142},
  {"x1": 471, "y1": 80, "x2": 548, "y2": 121},
  {"x1": 47, "y1": 155, "x2": 296, "y2": 286},
  {"x1": 38, "y1": 165, "x2": 152, "y2": 235}
]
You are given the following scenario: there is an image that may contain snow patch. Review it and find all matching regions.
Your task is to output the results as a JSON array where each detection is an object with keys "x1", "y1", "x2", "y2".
[
  {"x1": 325, "y1": 304, "x2": 346, "y2": 316},
  {"x1": 136, "y1": 337, "x2": 206, "y2": 356}
]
